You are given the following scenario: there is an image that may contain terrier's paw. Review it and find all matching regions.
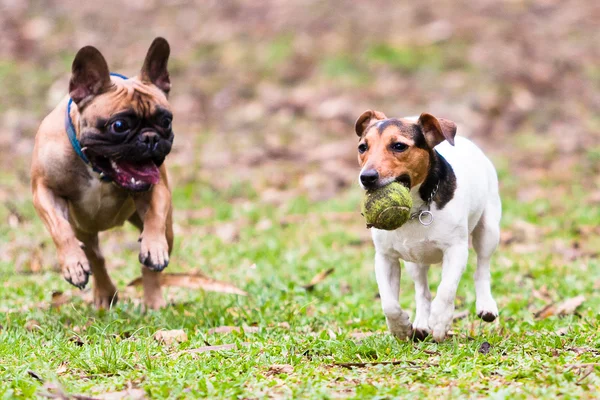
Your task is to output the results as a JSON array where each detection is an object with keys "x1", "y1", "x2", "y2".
[
  {"x1": 139, "y1": 236, "x2": 169, "y2": 271},
  {"x1": 428, "y1": 301, "x2": 454, "y2": 342},
  {"x1": 412, "y1": 326, "x2": 430, "y2": 342},
  {"x1": 61, "y1": 249, "x2": 91, "y2": 289},
  {"x1": 476, "y1": 296, "x2": 499, "y2": 322},
  {"x1": 384, "y1": 306, "x2": 413, "y2": 339}
]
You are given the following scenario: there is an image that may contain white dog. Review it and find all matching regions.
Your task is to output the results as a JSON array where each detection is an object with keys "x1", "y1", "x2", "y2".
[{"x1": 355, "y1": 110, "x2": 501, "y2": 342}]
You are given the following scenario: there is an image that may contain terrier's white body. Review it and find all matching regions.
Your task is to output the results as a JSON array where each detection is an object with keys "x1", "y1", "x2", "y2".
[{"x1": 359, "y1": 115, "x2": 501, "y2": 341}]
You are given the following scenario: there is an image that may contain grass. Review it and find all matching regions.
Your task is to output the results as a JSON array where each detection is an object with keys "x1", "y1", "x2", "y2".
[{"x1": 1, "y1": 154, "x2": 600, "y2": 399}]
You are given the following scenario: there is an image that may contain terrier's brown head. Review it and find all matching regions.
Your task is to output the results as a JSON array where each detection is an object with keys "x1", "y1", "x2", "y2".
[
  {"x1": 354, "y1": 110, "x2": 456, "y2": 190},
  {"x1": 69, "y1": 37, "x2": 174, "y2": 192}
]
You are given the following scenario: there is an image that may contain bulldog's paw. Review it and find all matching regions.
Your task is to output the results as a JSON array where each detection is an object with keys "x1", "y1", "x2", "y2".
[
  {"x1": 144, "y1": 292, "x2": 166, "y2": 310},
  {"x1": 428, "y1": 300, "x2": 454, "y2": 342},
  {"x1": 61, "y1": 249, "x2": 91, "y2": 289},
  {"x1": 139, "y1": 235, "x2": 169, "y2": 271},
  {"x1": 93, "y1": 285, "x2": 118, "y2": 309},
  {"x1": 477, "y1": 297, "x2": 499, "y2": 322}
]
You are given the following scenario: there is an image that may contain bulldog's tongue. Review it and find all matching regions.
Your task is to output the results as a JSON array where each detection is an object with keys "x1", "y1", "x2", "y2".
[{"x1": 114, "y1": 159, "x2": 160, "y2": 184}]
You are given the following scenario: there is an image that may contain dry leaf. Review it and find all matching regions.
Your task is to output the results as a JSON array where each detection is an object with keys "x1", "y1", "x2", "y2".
[
  {"x1": 153, "y1": 329, "x2": 188, "y2": 345},
  {"x1": 214, "y1": 222, "x2": 239, "y2": 243},
  {"x1": 95, "y1": 389, "x2": 146, "y2": 400},
  {"x1": 453, "y1": 310, "x2": 469, "y2": 321},
  {"x1": 536, "y1": 295, "x2": 585, "y2": 319},
  {"x1": 51, "y1": 291, "x2": 71, "y2": 308},
  {"x1": 128, "y1": 273, "x2": 247, "y2": 296},
  {"x1": 25, "y1": 319, "x2": 41, "y2": 332},
  {"x1": 171, "y1": 342, "x2": 250, "y2": 358},
  {"x1": 207, "y1": 326, "x2": 259, "y2": 334},
  {"x1": 478, "y1": 341, "x2": 492, "y2": 355},
  {"x1": 303, "y1": 268, "x2": 335, "y2": 291},
  {"x1": 267, "y1": 364, "x2": 293, "y2": 376},
  {"x1": 348, "y1": 332, "x2": 374, "y2": 340},
  {"x1": 56, "y1": 363, "x2": 68, "y2": 375}
]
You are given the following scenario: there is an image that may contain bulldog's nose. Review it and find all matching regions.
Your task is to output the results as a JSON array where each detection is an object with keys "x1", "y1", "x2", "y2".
[
  {"x1": 360, "y1": 169, "x2": 379, "y2": 188},
  {"x1": 140, "y1": 132, "x2": 159, "y2": 151}
]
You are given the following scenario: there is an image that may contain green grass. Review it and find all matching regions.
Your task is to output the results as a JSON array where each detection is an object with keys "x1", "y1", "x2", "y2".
[{"x1": 1, "y1": 160, "x2": 600, "y2": 399}]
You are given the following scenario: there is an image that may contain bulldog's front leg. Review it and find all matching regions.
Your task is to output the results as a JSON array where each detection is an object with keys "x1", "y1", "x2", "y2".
[
  {"x1": 375, "y1": 252, "x2": 413, "y2": 339},
  {"x1": 32, "y1": 180, "x2": 91, "y2": 288},
  {"x1": 133, "y1": 166, "x2": 173, "y2": 309}
]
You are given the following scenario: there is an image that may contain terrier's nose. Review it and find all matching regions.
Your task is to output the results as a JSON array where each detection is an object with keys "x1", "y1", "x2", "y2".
[
  {"x1": 140, "y1": 132, "x2": 159, "y2": 151},
  {"x1": 360, "y1": 169, "x2": 379, "y2": 188}
]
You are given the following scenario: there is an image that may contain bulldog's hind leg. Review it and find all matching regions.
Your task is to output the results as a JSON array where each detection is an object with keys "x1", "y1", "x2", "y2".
[
  {"x1": 472, "y1": 199, "x2": 501, "y2": 322},
  {"x1": 77, "y1": 230, "x2": 118, "y2": 309}
]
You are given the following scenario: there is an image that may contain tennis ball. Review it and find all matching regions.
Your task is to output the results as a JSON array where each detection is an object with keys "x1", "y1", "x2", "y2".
[{"x1": 361, "y1": 182, "x2": 412, "y2": 230}]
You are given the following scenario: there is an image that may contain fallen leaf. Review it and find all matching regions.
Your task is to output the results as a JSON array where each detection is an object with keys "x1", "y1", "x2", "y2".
[
  {"x1": 69, "y1": 336, "x2": 85, "y2": 347},
  {"x1": 333, "y1": 360, "x2": 437, "y2": 369},
  {"x1": 207, "y1": 326, "x2": 259, "y2": 334},
  {"x1": 277, "y1": 322, "x2": 291, "y2": 329},
  {"x1": 25, "y1": 319, "x2": 41, "y2": 332},
  {"x1": 453, "y1": 310, "x2": 469, "y2": 321},
  {"x1": 171, "y1": 342, "x2": 250, "y2": 358},
  {"x1": 56, "y1": 362, "x2": 68, "y2": 375},
  {"x1": 95, "y1": 389, "x2": 146, "y2": 400},
  {"x1": 267, "y1": 364, "x2": 293, "y2": 376},
  {"x1": 28, "y1": 370, "x2": 44, "y2": 382},
  {"x1": 536, "y1": 295, "x2": 585, "y2": 319},
  {"x1": 303, "y1": 268, "x2": 335, "y2": 291},
  {"x1": 153, "y1": 329, "x2": 188, "y2": 346},
  {"x1": 214, "y1": 222, "x2": 239, "y2": 243},
  {"x1": 128, "y1": 273, "x2": 247, "y2": 296},
  {"x1": 348, "y1": 332, "x2": 374, "y2": 340},
  {"x1": 478, "y1": 341, "x2": 492, "y2": 355},
  {"x1": 51, "y1": 291, "x2": 71, "y2": 308}
]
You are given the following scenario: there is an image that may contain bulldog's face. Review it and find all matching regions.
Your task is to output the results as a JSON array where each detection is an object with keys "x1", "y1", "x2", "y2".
[{"x1": 69, "y1": 38, "x2": 174, "y2": 192}]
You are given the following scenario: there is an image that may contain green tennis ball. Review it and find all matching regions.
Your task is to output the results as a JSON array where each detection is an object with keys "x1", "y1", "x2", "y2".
[{"x1": 361, "y1": 182, "x2": 413, "y2": 230}]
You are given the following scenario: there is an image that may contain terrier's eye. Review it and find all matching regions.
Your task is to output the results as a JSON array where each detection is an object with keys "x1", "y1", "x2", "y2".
[
  {"x1": 111, "y1": 119, "x2": 130, "y2": 134},
  {"x1": 358, "y1": 143, "x2": 368, "y2": 154},
  {"x1": 391, "y1": 142, "x2": 408, "y2": 152}
]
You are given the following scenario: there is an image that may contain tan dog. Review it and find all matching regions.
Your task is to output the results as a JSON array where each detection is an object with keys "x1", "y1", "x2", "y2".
[{"x1": 31, "y1": 38, "x2": 175, "y2": 309}]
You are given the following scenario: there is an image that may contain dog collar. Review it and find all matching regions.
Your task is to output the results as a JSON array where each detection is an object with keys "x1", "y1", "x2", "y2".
[
  {"x1": 65, "y1": 72, "x2": 129, "y2": 182},
  {"x1": 410, "y1": 180, "x2": 439, "y2": 226}
]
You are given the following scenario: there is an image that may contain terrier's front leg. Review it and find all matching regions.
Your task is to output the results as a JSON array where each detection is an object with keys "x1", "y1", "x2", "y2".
[
  {"x1": 429, "y1": 244, "x2": 469, "y2": 342},
  {"x1": 375, "y1": 252, "x2": 412, "y2": 339}
]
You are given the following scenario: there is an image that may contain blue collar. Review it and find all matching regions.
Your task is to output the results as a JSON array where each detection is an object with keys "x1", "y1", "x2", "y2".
[{"x1": 65, "y1": 72, "x2": 129, "y2": 182}]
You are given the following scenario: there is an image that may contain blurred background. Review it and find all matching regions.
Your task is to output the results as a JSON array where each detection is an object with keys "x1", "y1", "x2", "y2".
[{"x1": 1, "y1": 0, "x2": 599, "y2": 279}]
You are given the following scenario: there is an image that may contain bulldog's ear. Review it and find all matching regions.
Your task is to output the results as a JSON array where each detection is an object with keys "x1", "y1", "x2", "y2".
[
  {"x1": 418, "y1": 113, "x2": 457, "y2": 147},
  {"x1": 355, "y1": 110, "x2": 387, "y2": 137},
  {"x1": 69, "y1": 46, "x2": 112, "y2": 108},
  {"x1": 140, "y1": 37, "x2": 171, "y2": 94}
]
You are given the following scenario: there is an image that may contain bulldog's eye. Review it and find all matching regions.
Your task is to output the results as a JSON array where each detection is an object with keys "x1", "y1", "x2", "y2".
[
  {"x1": 159, "y1": 116, "x2": 172, "y2": 130},
  {"x1": 358, "y1": 143, "x2": 368, "y2": 154},
  {"x1": 391, "y1": 142, "x2": 408, "y2": 152},
  {"x1": 111, "y1": 119, "x2": 130, "y2": 134}
]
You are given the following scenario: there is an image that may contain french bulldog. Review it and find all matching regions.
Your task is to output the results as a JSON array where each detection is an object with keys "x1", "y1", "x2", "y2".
[{"x1": 30, "y1": 37, "x2": 175, "y2": 309}]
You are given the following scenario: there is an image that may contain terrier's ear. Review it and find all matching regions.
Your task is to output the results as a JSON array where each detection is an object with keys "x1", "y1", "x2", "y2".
[
  {"x1": 418, "y1": 113, "x2": 457, "y2": 147},
  {"x1": 140, "y1": 37, "x2": 171, "y2": 95},
  {"x1": 69, "y1": 46, "x2": 112, "y2": 108},
  {"x1": 354, "y1": 110, "x2": 387, "y2": 137}
]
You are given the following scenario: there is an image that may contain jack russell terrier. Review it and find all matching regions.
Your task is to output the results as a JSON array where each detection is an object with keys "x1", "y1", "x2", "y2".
[{"x1": 355, "y1": 110, "x2": 501, "y2": 342}]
